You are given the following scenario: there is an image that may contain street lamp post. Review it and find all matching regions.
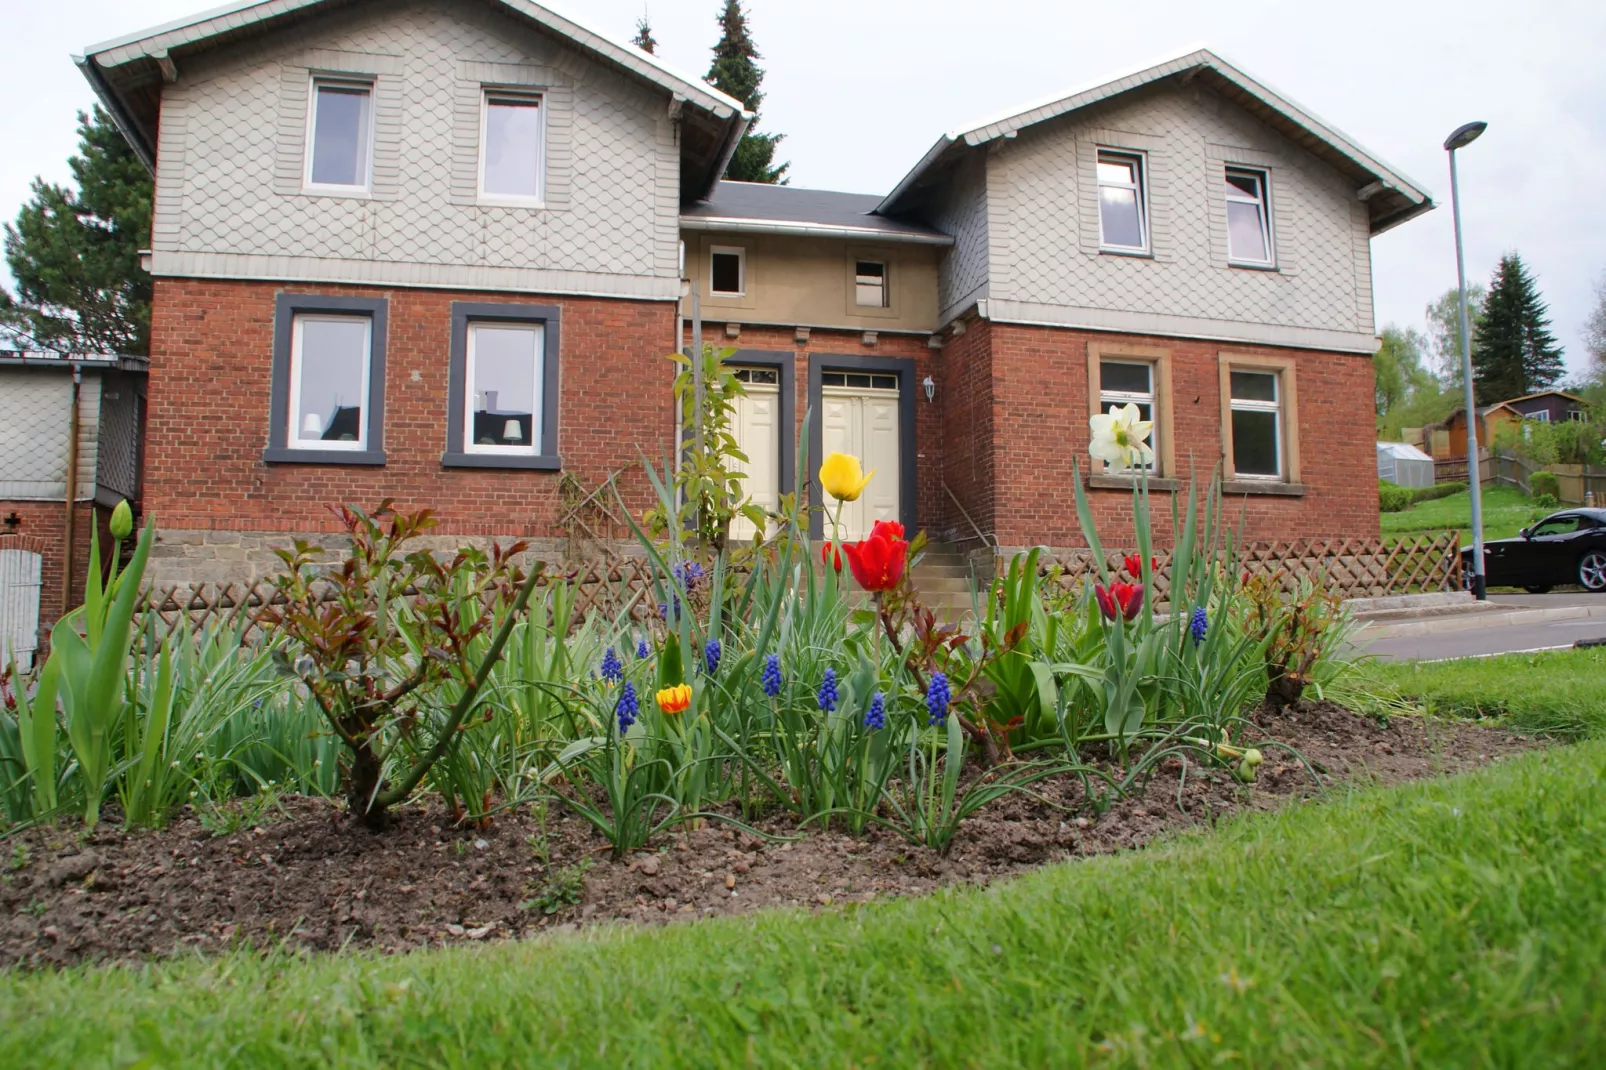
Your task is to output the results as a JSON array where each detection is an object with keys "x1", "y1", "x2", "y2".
[{"x1": 1445, "y1": 120, "x2": 1488, "y2": 599}]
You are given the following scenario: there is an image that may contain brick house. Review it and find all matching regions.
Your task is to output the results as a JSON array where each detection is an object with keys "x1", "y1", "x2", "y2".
[{"x1": 76, "y1": 1, "x2": 1433, "y2": 589}]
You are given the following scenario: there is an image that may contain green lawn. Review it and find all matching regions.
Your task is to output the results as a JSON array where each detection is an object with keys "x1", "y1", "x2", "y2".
[
  {"x1": 1348, "y1": 646, "x2": 1606, "y2": 739},
  {"x1": 1381, "y1": 484, "x2": 1549, "y2": 545},
  {"x1": 3, "y1": 741, "x2": 1603, "y2": 1067}
]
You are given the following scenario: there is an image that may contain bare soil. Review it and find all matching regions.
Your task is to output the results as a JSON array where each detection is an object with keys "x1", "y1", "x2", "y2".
[{"x1": 0, "y1": 704, "x2": 1535, "y2": 969}]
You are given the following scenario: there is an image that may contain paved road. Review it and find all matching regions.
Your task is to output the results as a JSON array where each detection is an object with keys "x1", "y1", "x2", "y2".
[{"x1": 1362, "y1": 591, "x2": 1606, "y2": 661}]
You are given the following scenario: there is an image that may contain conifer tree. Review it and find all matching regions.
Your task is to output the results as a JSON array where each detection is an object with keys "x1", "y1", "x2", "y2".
[
  {"x1": 1471, "y1": 253, "x2": 1565, "y2": 403},
  {"x1": 706, "y1": 1, "x2": 788, "y2": 184},
  {"x1": 632, "y1": 14, "x2": 657, "y2": 54},
  {"x1": 0, "y1": 107, "x2": 152, "y2": 355}
]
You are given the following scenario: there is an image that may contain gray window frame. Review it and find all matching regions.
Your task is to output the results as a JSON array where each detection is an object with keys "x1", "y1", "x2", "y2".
[
  {"x1": 443, "y1": 301, "x2": 562, "y2": 470},
  {"x1": 263, "y1": 293, "x2": 387, "y2": 466}
]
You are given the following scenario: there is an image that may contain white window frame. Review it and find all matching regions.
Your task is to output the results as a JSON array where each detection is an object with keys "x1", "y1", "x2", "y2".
[
  {"x1": 1228, "y1": 369, "x2": 1283, "y2": 480},
  {"x1": 477, "y1": 90, "x2": 547, "y2": 207},
  {"x1": 854, "y1": 260, "x2": 888, "y2": 307},
  {"x1": 303, "y1": 77, "x2": 376, "y2": 195},
  {"x1": 1224, "y1": 166, "x2": 1275, "y2": 267},
  {"x1": 287, "y1": 313, "x2": 372, "y2": 452},
  {"x1": 710, "y1": 245, "x2": 746, "y2": 297},
  {"x1": 1099, "y1": 360, "x2": 1159, "y2": 471},
  {"x1": 1528, "y1": 410, "x2": 1551, "y2": 424},
  {"x1": 1096, "y1": 149, "x2": 1150, "y2": 255},
  {"x1": 463, "y1": 322, "x2": 544, "y2": 457}
]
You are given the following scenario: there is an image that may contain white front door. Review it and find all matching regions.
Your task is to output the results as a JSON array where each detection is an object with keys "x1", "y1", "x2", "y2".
[
  {"x1": 729, "y1": 367, "x2": 781, "y2": 541},
  {"x1": 0, "y1": 547, "x2": 43, "y2": 673},
  {"x1": 821, "y1": 371, "x2": 901, "y2": 540}
]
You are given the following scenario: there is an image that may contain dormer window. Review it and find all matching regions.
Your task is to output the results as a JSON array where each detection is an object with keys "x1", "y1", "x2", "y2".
[
  {"x1": 305, "y1": 79, "x2": 373, "y2": 192},
  {"x1": 479, "y1": 93, "x2": 546, "y2": 205},
  {"x1": 1096, "y1": 150, "x2": 1148, "y2": 254}
]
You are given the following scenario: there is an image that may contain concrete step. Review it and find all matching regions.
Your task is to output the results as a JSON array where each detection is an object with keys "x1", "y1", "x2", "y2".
[
  {"x1": 910, "y1": 563, "x2": 974, "y2": 580},
  {"x1": 910, "y1": 575, "x2": 976, "y2": 594}
]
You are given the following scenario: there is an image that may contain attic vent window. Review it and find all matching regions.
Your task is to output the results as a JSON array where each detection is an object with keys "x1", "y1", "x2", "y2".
[
  {"x1": 479, "y1": 93, "x2": 546, "y2": 204},
  {"x1": 1096, "y1": 150, "x2": 1149, "y2": 254},
  {"x1": 855, "y1": 261, "x2": 888, "y2": 307},
  {"x1": 710, "y1": 246, "x2": 745, "y2": 296},
  {"x1": 305, "y1": 79, "x2": 373, "y2": 191}
]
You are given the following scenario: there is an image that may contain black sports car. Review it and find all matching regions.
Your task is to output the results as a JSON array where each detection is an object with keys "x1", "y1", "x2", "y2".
[{"x1": 1463, "y1": 508, "x2": 1606, "y2": 593}]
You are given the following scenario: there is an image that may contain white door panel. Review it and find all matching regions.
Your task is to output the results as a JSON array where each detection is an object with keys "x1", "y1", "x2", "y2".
[
  {"x1": 821, "y1": 381, "x2": 901, "y2": 540},
  {"x1": 730, "y1": 379, "x2": 780, "y2": 541}
]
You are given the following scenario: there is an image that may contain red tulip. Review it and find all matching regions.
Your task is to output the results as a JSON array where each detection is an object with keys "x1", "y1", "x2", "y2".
[
  {"x1": 843, "y1": 520, "x2": 909, "y2": 593},
  {"x1": 1094, "y1": 581, "x2": 1144, "y2": 621},
  {"x1": 1122, "y1": 553, "x2": 1157, "y2": 578},
  {"x1": 821, "y1": 541, "x2": 843, "y2": 572}
]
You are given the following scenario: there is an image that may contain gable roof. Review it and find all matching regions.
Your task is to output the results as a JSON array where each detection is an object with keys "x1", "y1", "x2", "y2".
[
  {"x1": 681, "y1": 181, "x2": 952, "y2": 245},
  {"x1": 76, "y1": 0, "x2": 749, "y2": 200},
  {"x1": 1502, "y1": 389, "x2": 1586, "y2": 406},
  {"x1": 877, "y1": 46, "x2": 1433, "y2": 235}
]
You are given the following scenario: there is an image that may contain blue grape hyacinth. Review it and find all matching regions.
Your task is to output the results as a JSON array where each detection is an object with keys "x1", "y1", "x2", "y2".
[
  {"x1": 600, "y1": 647, "x2": 623, "y2": 684},
  {"x1": 761, "y1": 654, "x2": 783, "y2": 697},
  {"x1": 636, "y1": 637, "x2": 650, "y2": 660},
  {"x1": 926, "y1": 671, "x2": 951, "y2": 727},
  {"x1": 863, "y1": 691, "x2": 886, "y2": 731},
  {"x1": 704, "y1": 637, "x2": 722, "y2": 675},
  {"x1": 1190, "y1": 607, "x2": 1209, "y2": 643},
  {"x1": 818, "y1": 668, "x2": 839, "y2": 712},
  {"x1": 615, "y1": 681, "x2": 639, "y2": 733}
]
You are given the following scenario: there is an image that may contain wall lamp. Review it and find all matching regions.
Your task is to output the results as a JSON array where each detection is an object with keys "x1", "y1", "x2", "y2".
[{"x1": 922, "y1": 375, "x2": 936, "y2": 403}]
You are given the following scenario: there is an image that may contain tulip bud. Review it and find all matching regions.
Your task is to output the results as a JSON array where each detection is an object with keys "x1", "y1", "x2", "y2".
[
  {"x1": 1234, "y1": 748, "x2": 1264, "y2": 783},
  {"x1": 109, "y1": 499, "x2": 133, "y2": 540}
]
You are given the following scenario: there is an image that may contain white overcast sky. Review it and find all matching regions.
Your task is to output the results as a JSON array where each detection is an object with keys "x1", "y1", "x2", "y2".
[{"x1": 5, "y1": 0, "x2": 1603, "y2": 370}]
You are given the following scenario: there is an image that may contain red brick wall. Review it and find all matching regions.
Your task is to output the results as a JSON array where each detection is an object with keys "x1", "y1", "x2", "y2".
[
  {"x1": 688, "y1": 324, "x2": 944, "y2": 535},
  {"x1": 933, "y1": 316, "x2": 996, "y2": 544},
  {"x1": 147, "y1": 278, "x2": 678, "y2": 536},
  {"x1": 985, "y1": 324, "x2": 1380, "y2": 547},
  {"x1": 0, "y1": 500, "x2": 109, "y2": 636}
]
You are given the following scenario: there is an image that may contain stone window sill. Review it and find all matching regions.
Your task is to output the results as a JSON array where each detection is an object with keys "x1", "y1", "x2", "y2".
[
  {"x1": 1222, "y1": 479, "x2": 1306, "y2": 497},
  {"x1": 441, "y1": 452, "x2": 562, "y2": 471},
  {"x1": 1087, "y1": 473, "x2": 1182, "y2": 493},
  {"x1": 262, "y1": 447, "x2": 386, "y2": 466}
]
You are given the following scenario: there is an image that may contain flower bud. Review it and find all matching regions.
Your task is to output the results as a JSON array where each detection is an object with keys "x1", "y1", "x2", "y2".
[{"x1": 109, "y1": 499, "x2": 133, "y2": 540}]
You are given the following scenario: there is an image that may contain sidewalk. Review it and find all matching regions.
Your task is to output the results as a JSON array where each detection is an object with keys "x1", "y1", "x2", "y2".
[{"x1": 1353, "y1": 591, "x2": 1606, "y2": 659}]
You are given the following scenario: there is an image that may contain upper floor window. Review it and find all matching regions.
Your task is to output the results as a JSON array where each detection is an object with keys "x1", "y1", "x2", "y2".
[
  {"x1": 1096, "y1": 150, "x2": 1148, "y2": 254},
  {"x1": 1225, "y1": 167, "x2": 1273, "y2": 265},
  {"x1": 1228, "y1": 369, "x2": 1282, "y2": 478},
  {"x1": 710, "y1": 246, "x2": 745, "y2": 296},
  {"x1": 289, "y1": 314, "x2": 373, "y2": 451},
  {"x1": 305, "y1": 79, "x2": 373, "y2": 191},
  {"x1": 1099, "y1": 360, "x2": 1158, "y2": 471},
  {"x1": 855, "y1": 260, "x2": 888, "y2": 307},
  {"x1": 479, "y1": 93, "x2": 545, "y2": 204}
]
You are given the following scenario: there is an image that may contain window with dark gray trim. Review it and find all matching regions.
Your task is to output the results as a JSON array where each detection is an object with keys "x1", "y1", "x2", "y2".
[
  {"x1": 443, "y1": 302, "x2": 561, "y2": 470},
  {"x1": 264, "y1": 294, "x2": 387, "y2": 465}
]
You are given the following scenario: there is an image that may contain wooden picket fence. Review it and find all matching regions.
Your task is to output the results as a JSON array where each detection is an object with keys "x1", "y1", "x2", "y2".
[{"x1": 1039, "y1": 532, "x2": 1462, "y2": 602}]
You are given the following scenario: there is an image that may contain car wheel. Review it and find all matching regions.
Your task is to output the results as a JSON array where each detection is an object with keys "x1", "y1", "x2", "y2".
[
  {"x1": 1525, "y1": 585, "x2": 1553, "y2": 594},
  {"x1": 1579, "y1": 551, "x2": 1606, "y2": 592}
]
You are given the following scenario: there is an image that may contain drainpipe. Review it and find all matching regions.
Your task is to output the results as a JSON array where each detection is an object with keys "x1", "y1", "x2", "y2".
[{"x1": 62, "y1": 366, "x2": 83, "y2": 614}]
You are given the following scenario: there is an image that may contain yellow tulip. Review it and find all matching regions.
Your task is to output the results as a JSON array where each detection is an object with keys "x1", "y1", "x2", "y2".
[
  {"x1": 655, "y1": 683, "x2": 693, "y2": 715},
  {"x1": 819, "y1": 452, "x2": 875, "y2": 503}
]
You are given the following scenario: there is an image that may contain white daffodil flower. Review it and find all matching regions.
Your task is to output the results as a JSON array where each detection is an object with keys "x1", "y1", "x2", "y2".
[{"x1": 1088, "y1": 403, "x2": 1155, "y2": 470}]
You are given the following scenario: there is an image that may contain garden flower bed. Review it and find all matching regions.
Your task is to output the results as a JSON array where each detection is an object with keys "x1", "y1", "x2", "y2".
[{"x1": 0, "y1": 701, "x2": 1531, "y2": 969}]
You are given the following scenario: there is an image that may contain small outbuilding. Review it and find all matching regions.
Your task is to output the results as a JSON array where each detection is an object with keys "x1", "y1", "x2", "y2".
[{"x1": 1377, "y1": 441, "x2": 1435, "y2": 489}]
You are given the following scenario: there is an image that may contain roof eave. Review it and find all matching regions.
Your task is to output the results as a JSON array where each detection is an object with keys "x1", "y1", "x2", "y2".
[
  {"x1": 875, "y1": 133, "x2": 958, "y2": 215},
  {"x1": 679, "y1": 216, "x2": 953, "y2": 246},
  {"x1": 74, "y1": 54, "x2": 156, "y2": 173}
]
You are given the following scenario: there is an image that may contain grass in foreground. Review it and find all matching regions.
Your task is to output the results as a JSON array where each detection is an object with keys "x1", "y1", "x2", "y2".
[
  {"x1": 2, "y1": 742, "x2": 1602, "y2": 1067},
  {"x1": 1353, "y1": 646, "x2": 1606, "y2": 739},
  {"x1": 1381, "y1": 484, "x2": 1544, "y2": 544}
]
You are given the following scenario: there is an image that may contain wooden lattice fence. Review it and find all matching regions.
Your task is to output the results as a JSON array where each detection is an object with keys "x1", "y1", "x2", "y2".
[{"x1": 1040, "y1": 532, "x2": 1461, "y2": 602}]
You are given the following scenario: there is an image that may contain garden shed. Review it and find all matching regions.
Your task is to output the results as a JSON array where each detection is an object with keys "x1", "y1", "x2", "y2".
[{"x1": 1377, "y1": 441, "x2": 1434, "y2": 488}]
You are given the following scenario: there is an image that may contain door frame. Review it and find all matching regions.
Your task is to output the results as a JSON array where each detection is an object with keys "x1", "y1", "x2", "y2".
[{"x1": 807, "y1": 353, "x2": 917, "y2": 540}]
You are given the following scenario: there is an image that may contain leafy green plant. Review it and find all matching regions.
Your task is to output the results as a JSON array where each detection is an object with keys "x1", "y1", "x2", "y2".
[
  {"x1": 1530, "y1": 470, "x2": 1560, "y2": 501},
  {"x1": 520, "y1": 859, "x2": 593, "y2": 915},
  {"x1": 1379, "y1": 481, "x2": 1413, "y2": 513}
]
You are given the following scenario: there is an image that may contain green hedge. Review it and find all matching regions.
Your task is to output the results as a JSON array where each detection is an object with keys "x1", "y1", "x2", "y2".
[
  {"x1": 1379, "y1": 480, "x2": 1468, "y2": 513},
  {"x1": 1413, "y1": 481, "x2": 1465, "y2": 504},
  {"x1": 1530, "y1": 471, "x2": 1560, "y2": 500}
]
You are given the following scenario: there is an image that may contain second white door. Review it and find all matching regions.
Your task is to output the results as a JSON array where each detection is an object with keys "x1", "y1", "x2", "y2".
[
  {"x1": 730, "y1": 367, "x2": 781, "y2": 541},
  {"x1": 821, "y1": 371, "x2": 901, "y2": 540}
]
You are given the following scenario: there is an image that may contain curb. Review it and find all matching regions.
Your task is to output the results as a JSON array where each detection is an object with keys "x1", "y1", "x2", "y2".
[{"x1": 1357, "y1": 603, "x2": 1606, "y2": 639}]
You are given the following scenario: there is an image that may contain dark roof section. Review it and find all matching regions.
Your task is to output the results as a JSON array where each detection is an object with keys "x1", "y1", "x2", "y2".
[{"x1": 681, "y1": 181, "x2": 953, "y2": 246}]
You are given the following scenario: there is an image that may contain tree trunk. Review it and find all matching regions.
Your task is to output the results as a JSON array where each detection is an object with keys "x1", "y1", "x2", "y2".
[{"x1": 348, "y1": 738, "x2": 388, "y2": 831}]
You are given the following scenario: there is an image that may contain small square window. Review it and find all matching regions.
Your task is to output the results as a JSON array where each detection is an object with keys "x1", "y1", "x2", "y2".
[
  {"x1": 1229, "y1": 369, "x2": 1281, "y2": 478},
  {"x1": 855, "y1": 260, "x2": 887, "y2": 307},
  {"x1": 480, "y1": 94, "x2": 545, "y2": 203},
  {"x1": 710, "y1": 246, "x2": 745, "y2": 296},
  {"x1": 1096, "y1": 150, "x2": 1148, "y2": 253},
  {"x1": 1225, "y1": 167, "x2": 1273, "y2": 265},
  {"x1": 465, "y1": 323, "x2": 544, "y2": 455},
  {"x1": 288, "y1": 314, "x2": 372, "y2": 450},
  {"x1": 1099, "y1": 360, "x2": 1158, "y2": 471},
  {"x1": 305, "y1": 80, "x2": 373, "y2": 190}
]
